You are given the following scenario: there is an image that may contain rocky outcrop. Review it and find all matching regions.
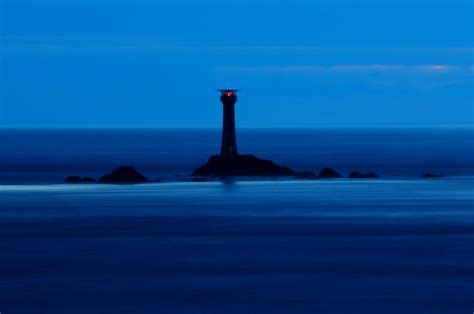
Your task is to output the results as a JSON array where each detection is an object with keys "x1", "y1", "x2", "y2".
[
  {"x1": 294, "y1": 171, "x2": 318, "y2": 179},
  {"x1": 98, "y1": 166, "x2": 149, "y2": 184},
  {"x1": 318, "y1": 167, "x2": 342, "y2": 178},
  {"x1": 348, "y1": 171, "x2": 380, "y2": 179},
  {"x1": 64, "y1": 176, "x2": 97, "y2": 183},
  {"x1": 193, "y1": 155, "x2": 295, "y2": 177},
  {"x1": 422, "y1": 173, "x2": 445, "y2": 178},
  {"x1": 191, "y1": 177, "x2": 211, "y2": 182}
]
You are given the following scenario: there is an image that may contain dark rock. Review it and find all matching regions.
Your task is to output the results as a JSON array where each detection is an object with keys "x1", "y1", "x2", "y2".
[
  {"x1": 193, "y1": 155, "x2": 295, "y2": 177},
  {"x1": 294, "y1": 171, "x2": 318, "y2": 179},
  {"x1": 98, "y1": 166, "x2": 149, "y2": 184},
  {"x1": 422, "y1": 173, "x2": 445, "y2": 178},
  {"x1": 64, "y1": 176, "x2": 82, "y2": 183},
  {"x1": 64, "y1": 176, "x2": 96, "y2": 183},
  {"x1": 349, "y1": 171, "x2": 380, "y2": 179},
  {"x1": 318, "y1": 167, "x2": 342, "y2": 178},
  {"x1": 192, "y1": 177, "x2": 210, "y2": 182}
]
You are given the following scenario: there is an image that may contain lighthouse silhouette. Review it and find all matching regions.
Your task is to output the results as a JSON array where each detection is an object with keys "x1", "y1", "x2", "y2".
[
  {"x1": 192, "y1": 89, "x2": 294, "y2": 176},
  {"x1": 218, "y1": 89, "x2": 240, "y2": 157}
]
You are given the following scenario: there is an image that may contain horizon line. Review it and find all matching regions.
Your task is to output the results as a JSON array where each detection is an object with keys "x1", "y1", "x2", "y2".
[{"x1": 1, "y1": 124, "x2": 473, "y2": 130}]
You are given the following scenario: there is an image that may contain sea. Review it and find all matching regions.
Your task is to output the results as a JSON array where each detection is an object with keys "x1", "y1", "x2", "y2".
[{"x1": 0, "y1": 127, "x2": 473, "y2": 314}]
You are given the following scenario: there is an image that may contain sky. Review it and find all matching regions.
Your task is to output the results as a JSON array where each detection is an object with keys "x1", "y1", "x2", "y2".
[{"x1": 0, "y1": 0, "x2": 473, "y2": 127}]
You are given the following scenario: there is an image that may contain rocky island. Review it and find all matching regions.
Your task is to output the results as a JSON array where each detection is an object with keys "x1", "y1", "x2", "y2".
[
  {"x1": 64, "y1": 166, "x2": 160, "y2": 184},
  {"x1": 98, "y1": 166, "x2": 149, "y2": 184},
  {"x1": 422, "y1": 173, "x2": 445, "y2": 178},
  {"x1": 348, "y1": 171, "x2": 380, "y2": 179},
  {"x1": 193, "y1": 154, "x2": 295, "y2": 177},
  {"x1": 318, "y1": 167, "x2": 343, "y2": 178}
]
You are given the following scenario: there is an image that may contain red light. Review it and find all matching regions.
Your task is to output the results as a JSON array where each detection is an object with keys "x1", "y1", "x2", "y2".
[{"x1": 226, "y1": 91, "x2": 233, "y2": 97}]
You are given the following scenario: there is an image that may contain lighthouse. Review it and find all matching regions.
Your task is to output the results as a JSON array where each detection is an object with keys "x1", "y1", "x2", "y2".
[
  {"x1": 218, "y1": 89, "x2": 240, "y2": 157},
  {"x1": 193, "y1": 89, "x2": 295, "y2": 177}
]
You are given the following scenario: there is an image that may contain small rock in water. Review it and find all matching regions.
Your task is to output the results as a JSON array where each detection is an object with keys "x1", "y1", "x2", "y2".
[
  {"x1": 422, "y1": 173, "x2": 445, "y2": 178},
  {"x1": 64, "y1": 176, "x2": 97, "y2": 183},
  {"x1": 64, "y1": 176, "x2": 82, "y2": 183},
  {"x1": 318, "y1": 167, "x2": 342, "y2": 178},
  {"x1": 192, "y1": 177, "x2": 210, "y2": 182},
  {"x1": 348, "y1": 171, "x2": 380, "y2": 179},
  {"x1": 294, "y1": 171, "x2": 318, "y2": 179},
  {"x1": 98, "y1": 166, "x2": 149, "y2": 184}
]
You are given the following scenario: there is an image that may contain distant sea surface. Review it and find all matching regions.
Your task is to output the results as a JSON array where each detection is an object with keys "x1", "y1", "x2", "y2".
[
  {"x1": 0, "y1": 128, "x2": 473, "y2": 313},
  {"x1": 0, "y1": 127, "x2": 473, "y2": 183}
]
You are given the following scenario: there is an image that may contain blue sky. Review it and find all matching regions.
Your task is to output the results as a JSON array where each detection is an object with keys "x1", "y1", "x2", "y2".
[{"x1": 0, "y1": 0, "x2": 473, "y2": 127}]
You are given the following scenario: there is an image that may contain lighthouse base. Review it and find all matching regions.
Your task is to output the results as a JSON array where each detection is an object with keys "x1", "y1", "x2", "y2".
[{"x1": 193, "y1": 155, "x2": 295, "y2": 177}]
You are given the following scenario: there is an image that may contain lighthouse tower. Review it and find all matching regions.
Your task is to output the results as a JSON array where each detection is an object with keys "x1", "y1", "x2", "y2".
[
  {"x1": 217, "y1": 89, "x2": 240, "y2": 157},
  {"x1": 192, "y1": 89, "x2": 295, "y2": 177}
]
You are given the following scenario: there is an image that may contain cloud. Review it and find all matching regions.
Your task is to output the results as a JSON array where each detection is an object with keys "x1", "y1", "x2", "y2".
[
  {"x1": 216, "y1": 64, "x2": 472, "y2": 74},
  {"x1": 216, "y1": 46, "x2": 474, "y2": 54},
  {"x1": 1, "y1": 36, "x2": 473, "y2": 54},
  {"x1": 217, "y1": 64, "x2": 474, "y2": 89}
]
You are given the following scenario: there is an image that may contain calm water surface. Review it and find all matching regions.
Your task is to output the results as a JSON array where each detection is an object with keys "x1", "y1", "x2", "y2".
[
  {"x1": 0, "y1": 128, "x2": 473, "y2": 313},
  {"x1": 0, "y1": 128, "x2": 473, "y2": 182}
]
